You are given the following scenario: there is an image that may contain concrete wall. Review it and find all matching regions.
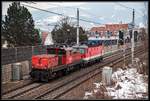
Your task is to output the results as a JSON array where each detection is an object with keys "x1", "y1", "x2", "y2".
[
  {"x1": 2, "y1": 60, "x2": 31, "y2": 83},
  {"x1": 2, "y1": 64, "x2": 12, "y2": 83},
  {"x1": 21, "y1": 61, "x2": 30, "y2": 76}
]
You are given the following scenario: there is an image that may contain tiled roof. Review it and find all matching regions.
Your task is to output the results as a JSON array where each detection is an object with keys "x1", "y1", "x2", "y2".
[{"x1": 91, "y1": 24, "x2": 128, "y2": 33}]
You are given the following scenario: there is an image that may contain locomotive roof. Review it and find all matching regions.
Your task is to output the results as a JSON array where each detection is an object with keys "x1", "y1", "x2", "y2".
[
  {"x1": 47, "y1": 45, "x2": 73, "y2": 51},
  {"x1": 72, "y1": 44, "x2": 102, "y2": 49},
  {"x1": 46, "y1": 42, "x2": 102, "y2": 50},
  {"x1": 33, "y1": 54, "x2": 57, "y2": 58},
  {"x1": 72, "y1": 45, "x2": 88, "y2": 49}
]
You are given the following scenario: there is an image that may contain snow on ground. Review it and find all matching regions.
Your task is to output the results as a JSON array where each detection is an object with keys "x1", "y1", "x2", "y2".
[
  {"x1": 83, "y1": 91, "x2": 93, "y2": 99},
  {"x1": 107, "y1": 67, "x2": 148, "y2": 99},
  {"x1": 83, "y1": 67, "x2": 148, "y2": 99}
]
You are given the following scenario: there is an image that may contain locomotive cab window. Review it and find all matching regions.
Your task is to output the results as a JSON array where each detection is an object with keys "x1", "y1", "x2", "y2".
[
  {"x1": 79, "y1": 48, "x2": 85, "y2": 54},
  {"x1": 58, "y1": 49, "x2": 66, "y2": 55},
  {"x1": 47, "y1": 48, "x2": 56, "y2": 54}
]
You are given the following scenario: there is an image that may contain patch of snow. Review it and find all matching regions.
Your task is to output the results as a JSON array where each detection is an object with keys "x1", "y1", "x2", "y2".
[
  {"x1": 83, "y1": 91, "x2": 93, "y2": 99},
  {"x1": 93, "y1": 82, "x2": 103, "y2": 88},
  {"x1": 142, "y1": 62, "x2": 146, "y2": 66},
  {"x1": 84, "y1": 91, "x2": 93, "y2": 96},
  {"x1": 134, "y1": 58, "x2": 140, "y2": 63},
  {"x1": 84, "y1": 67, "x2": 148, "y2": 99},
  {"x1": 107, "y1": 68, "x2": 148, "y2": 99},
  {"x1": 93, "y1": 89, "x2": 98, "y2": 93},
  {"x1": 103, "y1": 66, "x2": 111, "y2": 69}
]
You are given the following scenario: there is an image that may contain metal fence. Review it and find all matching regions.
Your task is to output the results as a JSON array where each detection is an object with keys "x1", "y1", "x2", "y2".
[{"x1": 1, "y1": 45, "x2": 47, "y2": 65}]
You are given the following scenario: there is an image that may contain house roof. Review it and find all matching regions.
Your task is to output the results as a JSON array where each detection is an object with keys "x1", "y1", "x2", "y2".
[
  {"x1": 41, "y1": 32, "x2": 48, "y2": 44},
  {"x1": 90, "y1": 24, "x2": 128, "y2": 33}
]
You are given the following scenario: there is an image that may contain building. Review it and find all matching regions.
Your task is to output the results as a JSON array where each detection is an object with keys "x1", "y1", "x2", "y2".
[
  {"x1": 41, "y1": 31, "x2": 54, "y2": 45},
  {"x1": 90, "y1": 23, "x2": 128, "y2": 37},
  {"x1": 41, "y1": 32, "x2": 48, "y2": 45}
]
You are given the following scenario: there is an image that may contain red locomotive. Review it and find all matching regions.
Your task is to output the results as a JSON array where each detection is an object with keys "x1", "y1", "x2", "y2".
[{"x1": 30, "y1": 44, "x2": 103, "y2": 82}]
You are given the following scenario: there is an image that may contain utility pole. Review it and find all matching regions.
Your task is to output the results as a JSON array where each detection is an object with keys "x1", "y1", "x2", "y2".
[
  {"x1": 144, "y1": 2, "x2": 147, "y2": 28},
  {"x1": 131, "y1": 9, "x2": 135, "y2": 64},
  {"x1": 77, "y1": 8, "x2": 79, "y2": 45}
]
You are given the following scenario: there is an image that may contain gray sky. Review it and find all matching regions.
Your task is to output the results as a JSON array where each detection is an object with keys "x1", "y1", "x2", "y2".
[{"x1": 2, "y1": 1, "x2": 148, "y2": 31}]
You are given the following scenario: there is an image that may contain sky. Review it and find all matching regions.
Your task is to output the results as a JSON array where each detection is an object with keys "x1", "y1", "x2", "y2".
[{"x1": 2, "y1": 1, "x2": 148, "y2": 31}]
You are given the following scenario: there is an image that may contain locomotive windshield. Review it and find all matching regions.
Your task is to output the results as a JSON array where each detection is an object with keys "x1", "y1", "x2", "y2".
[
  {"x1": 47, "y1": 48, "x2": 66, "y2": 55},
  {"x1": 47, "y1": 48, "x2": 56, "y2": 54},
  {"x1": 58, "y1": 49, "x2": 66, "y2": 55},
  {"x1": 79, "y1": 49, "x2": 85, "y2": 54}
]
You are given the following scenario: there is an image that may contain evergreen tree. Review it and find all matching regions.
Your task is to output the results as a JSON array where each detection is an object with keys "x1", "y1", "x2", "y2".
[{"x1": 2, "y1": 2, "x2": 41, "y2": 47}]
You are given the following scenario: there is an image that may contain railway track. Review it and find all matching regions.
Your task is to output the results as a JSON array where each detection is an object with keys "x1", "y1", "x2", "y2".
[
  {"x1": 62, "y1": 51, "x2": 148, "y2": 100},
  {"x1": 2, "y1": 43, "x2": 139, "y2": 95},
  {"x1": 1, "y1": 47, "x2": 122, "y2": 97},
  {"x1": 2, "y1": 79, "x2": 35, "y2": 95},
  {"x1": 2, "y1": 83, "x2": 43, "y2": 99},
  {"x1": 2, "y1": 45, "x2": 145, "y2": 100},
  {"x1": 39, "y1": 48, "x2": 145, "y2": 99},
  {"x1": 2, "y1": 45, "x2": 145, "y2": 99},
  {"x1": 1, "y1": 46, "x2": 125, "y2": 95}
]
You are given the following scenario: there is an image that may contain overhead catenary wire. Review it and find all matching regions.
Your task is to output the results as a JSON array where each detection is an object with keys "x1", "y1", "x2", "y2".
[
  {"x1": 21, "y1": 3, "x2": 102, "y2": 25},
  {"x1": 22, "y1": 2, "x2": 145, "y2": 25},
  {"x1": 80, "y1": 9, "x2": 104, "y2": 20},
  {"x1": 79, "y1": 9, "x2": 115, "y2": 25},
  {"x1": 114, "y1": 2, "x2": 144, "y2": 17}
]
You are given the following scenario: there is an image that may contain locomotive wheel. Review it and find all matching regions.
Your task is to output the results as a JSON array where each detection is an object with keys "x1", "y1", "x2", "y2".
[
  {"x1": 83, "y1": 63, "x2": 88, "y2": 68},
  {"x1": 76, "y1": 64, "x2": 81, "y2": 70},
  {"x1": 66, "y1": 68, "x2": 71, "y2": 74},
  {"x1": 100, "y1": 57, "x2": 103, "y2": 62},
  {"x1": 63, "y1": 69, "x2": 68, "y2": 75},
  {"x1": 40, "y1": 72, "x2": 49, "y2": 82},
  {"x1": 79, "y1": 63, "x2": 84, "y2": 68},
  {"x1": 61, "y1": 69, "x2": 67, "y2": 76},
  {"x1": 89, "y1": 61, "x2": 92, "y2": 65},
  {"x1": 56, "y1": 71, "x2": 63, "y2": 78},
  {"x1": 30, "y1": 71, "x2": 34, "y2": 78}
]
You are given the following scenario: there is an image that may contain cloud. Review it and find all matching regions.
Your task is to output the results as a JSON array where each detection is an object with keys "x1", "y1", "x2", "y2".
[
  {"x1": 80, "y1": 13, "x2": 91, "y2": 18},
  {"x1": 99, "y1": 17, "x2": 104, "y2": 20},
  {"x1": 35, "y1": 15, "x2": 60, "y2": 30},
  {"x1": 43, "y1": 15, "x2": 60, "y2": 23},
  {"x1": 90, "y1": 23, "x2": 96, "y2": 27},
  {"x1": 114, "y1": 5, "x2": 126, "y2": 11},
  {"x1": 79, "y1": 7, "x2": 91, "y2": 10},
  {"x1": 35, "y1": 19, "x2": 41, "y2": 23},
  {"x1": 2, "y1": 2, "x2": 146, "y2": 31},
  {"x1": 50, "y1": 2, "x2": 86, "y2": 7},
  {"x1": 21, "y1": 2, "x2": 58, "y2": 12},
  {"x1": 2, "y1": 2, "x2": 12, "y2": 15},
  {"x1": 111, "y1": 14, "x2": 115, "y2": 18},
  {"x1": 2, "y1": 2, "x2": 58, "y2": 15},
  {"x1": 139, "y1": 22, "x2": 145, "y2": 28}
]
